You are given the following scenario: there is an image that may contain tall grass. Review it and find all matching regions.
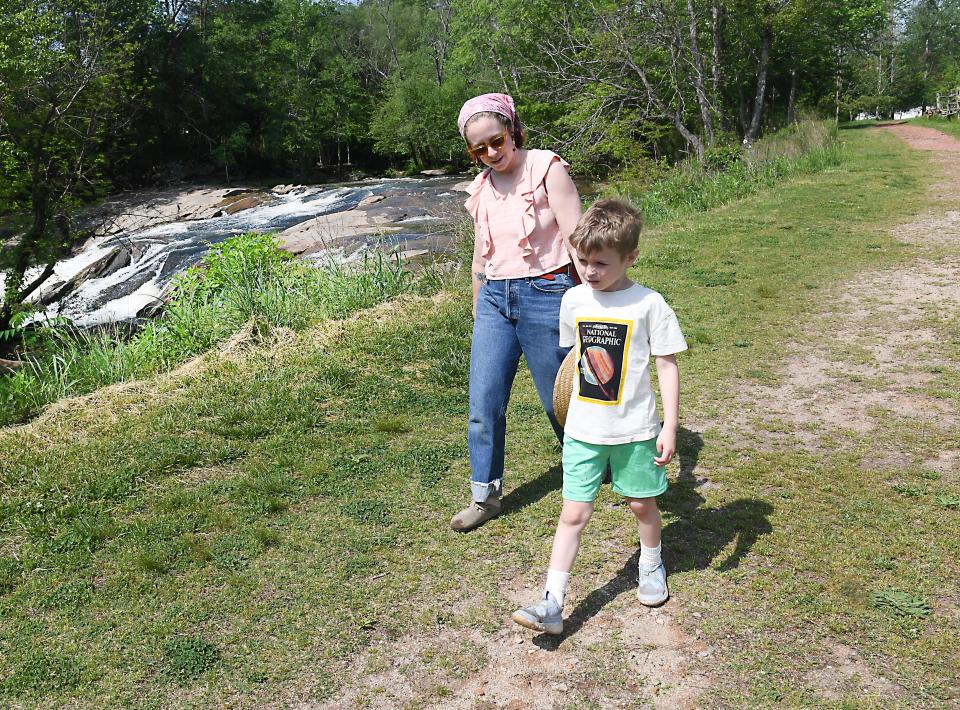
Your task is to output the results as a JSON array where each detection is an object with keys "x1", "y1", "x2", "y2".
[
  {"x1": 610, "y1": 119, "x2": 843, "y2": 225},
  {"x1": 0, "y1": 234, "x2": 446, "y2": 425}
]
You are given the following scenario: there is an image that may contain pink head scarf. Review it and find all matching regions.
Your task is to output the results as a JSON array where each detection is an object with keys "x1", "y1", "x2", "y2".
[{"x1": 457, "y1": 93, "x2": 517, "y2": 137}]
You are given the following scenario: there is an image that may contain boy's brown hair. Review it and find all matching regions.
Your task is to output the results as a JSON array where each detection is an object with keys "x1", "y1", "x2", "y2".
[{"x1": 570, "y1": 198, "x2": 643, "y2": 256}]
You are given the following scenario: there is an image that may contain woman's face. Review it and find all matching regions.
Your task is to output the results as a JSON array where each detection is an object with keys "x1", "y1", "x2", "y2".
[{"x1": 464, "y1": 115, "x2": 518, "y2": 173}]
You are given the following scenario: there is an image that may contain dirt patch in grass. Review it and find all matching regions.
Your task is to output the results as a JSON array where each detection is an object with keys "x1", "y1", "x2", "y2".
[
  {"x1": 741, "y1": 133, "x2": 960, "y2": 452},
  {"x1": 801, "y1": 642, "x2": 901, "y2": 701},
  {"x1": 306, "y1": 587, "x2": 713, "y2": 709}
]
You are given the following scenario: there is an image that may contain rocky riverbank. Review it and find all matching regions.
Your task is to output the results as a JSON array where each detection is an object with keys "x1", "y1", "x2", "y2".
[{"x1": 15, "y1": 175, "x2": 471, "y2": 327}]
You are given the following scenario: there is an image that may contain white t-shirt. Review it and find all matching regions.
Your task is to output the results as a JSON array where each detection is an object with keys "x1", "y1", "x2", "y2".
[{"x1": 559, "y1": 283, "x2": 687, "y2": 445}]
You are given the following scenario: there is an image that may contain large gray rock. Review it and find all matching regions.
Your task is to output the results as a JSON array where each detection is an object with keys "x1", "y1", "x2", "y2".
[{"x1": 278, "y1": 210, "x2": 402, "y2": 256}]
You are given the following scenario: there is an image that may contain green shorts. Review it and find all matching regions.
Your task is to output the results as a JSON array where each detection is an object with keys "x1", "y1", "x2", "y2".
[{"x1": 562, "y1": 434, "x2": 667, "y2": 502}]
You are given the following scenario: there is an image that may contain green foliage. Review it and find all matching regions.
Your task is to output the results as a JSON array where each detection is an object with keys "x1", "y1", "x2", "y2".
[
  {"x1": 0, "y1": 0, "x2": 141, "y2": 322},
  {"x1": 162, "y1": 636, "x2": 221, "y2": 682},
  {"x1": 0, "y1": 557, "x2": 19, "y2": 595},
  {"x1": 703, "y1": 143, "x2": 744, "y2": 173},
  {"x1": 369, "y1": 67, "x2": 470, "y2": 168},
  {"x1": 1, "y1": 651, "x2": 82, "y2": 695},
  {"x1": 610, "y1": 120, "x2": 842, "y2": 226},
  {"x1": 870, "y1": 589, "x2": 932, "y2": 619},
  {"x1": 340, "y1": 500, "x2": 390, "y2": 525},
  {"x1": 936, "y1": 493, "x2": 960, "y2": 510}
]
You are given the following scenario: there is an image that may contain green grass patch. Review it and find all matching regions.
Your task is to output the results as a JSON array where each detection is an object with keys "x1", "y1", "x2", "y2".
[{"x1": 0, "y1": 233, "x2": 452, "y2": 426}]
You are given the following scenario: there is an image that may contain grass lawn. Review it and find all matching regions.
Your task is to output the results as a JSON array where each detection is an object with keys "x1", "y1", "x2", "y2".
[{"x1": 1, "y1": 126, "x2": 957, "y2": 707}]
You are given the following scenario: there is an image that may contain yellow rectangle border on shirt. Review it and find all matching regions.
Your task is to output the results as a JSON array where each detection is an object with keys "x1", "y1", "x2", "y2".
[{"x1": 574, "y1": 316, "x2": 633, "y2": 406}]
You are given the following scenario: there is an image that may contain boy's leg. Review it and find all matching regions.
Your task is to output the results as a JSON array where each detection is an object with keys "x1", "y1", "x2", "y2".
[
  {"x1": 511, "y1": 499, "x2": 593, "y2": 636},
  {"x1": 610, "y1": 439, "x2": 669, "y2": 606},
  {"x1": 628, "y1": 496, "x2": 668, "y2": 606},
  {"x1": 548, "y1": 499, "x2": 595, "y2": 576},
  {"x1": 627, "y1": 497, "x2": 662, "y2": 549},
  {"x1": 512, "y1": 436, "x2": 606, "y2": 635}
]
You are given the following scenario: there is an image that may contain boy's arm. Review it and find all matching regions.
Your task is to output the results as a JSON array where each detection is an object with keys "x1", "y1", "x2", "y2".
[{"x1": 654, "y1": 354, "x2": 680, "y2": 466}]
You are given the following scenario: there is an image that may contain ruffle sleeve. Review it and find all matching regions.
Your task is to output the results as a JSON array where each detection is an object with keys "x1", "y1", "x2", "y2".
[
  {"x1": 518, "y1": 150, "x2": 570, "y2": 258},
  {"x1": 463, "y1": 169, "x2": 494, "y2": 260}
]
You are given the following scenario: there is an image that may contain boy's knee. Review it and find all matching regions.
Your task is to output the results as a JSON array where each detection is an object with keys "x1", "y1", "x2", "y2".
[
  {"x1": 559, "y1": 504, "x2": 593, "y2": 529},
  {"x1": 628, "y1": 497, "x2": 658, "y2": 516}
]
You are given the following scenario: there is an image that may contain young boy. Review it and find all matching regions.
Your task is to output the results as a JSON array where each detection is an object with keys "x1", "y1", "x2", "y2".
[{"x1": 512, "y1": 198, "x2": 687, "y2": 635}]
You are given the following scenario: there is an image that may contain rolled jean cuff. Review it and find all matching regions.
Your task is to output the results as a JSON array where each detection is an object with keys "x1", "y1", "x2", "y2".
[{"x1": 471, "y1": 480, "x2": 502, "y2": 502}]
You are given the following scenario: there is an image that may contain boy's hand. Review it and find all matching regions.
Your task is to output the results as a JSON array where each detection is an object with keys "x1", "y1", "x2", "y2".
[{"x1": 654, "y1": 428, "x2": 676, "y2": 467}]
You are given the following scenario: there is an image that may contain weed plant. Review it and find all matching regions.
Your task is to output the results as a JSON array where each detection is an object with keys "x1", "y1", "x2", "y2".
[
  {"x1": 610, "y1": 119, "x2": 842, "y2": 225},
  {"x1": 0, "y1": 234, "x2": 444, "y2": 425}
]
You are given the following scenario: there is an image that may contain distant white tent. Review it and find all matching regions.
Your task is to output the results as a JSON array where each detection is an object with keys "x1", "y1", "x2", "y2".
[
  {"x1": 854, "y1": 107, "x2": 923, "y2": 121},
  {"x1": 893, "y1": 107, "x2": 923, "y2": 120}
]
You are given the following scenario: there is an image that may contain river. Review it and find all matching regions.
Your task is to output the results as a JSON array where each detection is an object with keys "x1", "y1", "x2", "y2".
[{"x1": 8, "y1": 175, "x2": 468, "y2": 327}]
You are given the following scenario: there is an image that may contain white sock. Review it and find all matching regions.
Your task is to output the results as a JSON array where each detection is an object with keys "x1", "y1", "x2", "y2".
[
  {"x1": 544, "y1": 568, "x2": 570, "y2": 606},
  {"x1": 640, "y1": 542, "x2": 662, "y2": 568}
]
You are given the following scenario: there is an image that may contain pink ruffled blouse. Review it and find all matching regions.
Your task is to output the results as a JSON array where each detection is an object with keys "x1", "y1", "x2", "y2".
[{"x1": 464, "y1": 149, "x2": 572, "y2": 279}]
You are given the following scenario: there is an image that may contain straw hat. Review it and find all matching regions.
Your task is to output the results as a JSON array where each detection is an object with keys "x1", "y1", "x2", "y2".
[{"x1": 553, "y1": 348, "x2": 578, "y2": 428}]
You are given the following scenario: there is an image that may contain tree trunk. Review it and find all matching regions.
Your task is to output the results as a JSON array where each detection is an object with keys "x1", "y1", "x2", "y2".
[
  {"x1": 786, "y1": 69, "x2": 797, "y2": 125},
  {"x1": 737, "y1": 79, "x2": 749, "y2": 134},
  {"x1": 489, "y1": 44, "x2": 510, "y2": 95},
  {"x1": 686, "y1": 0, "x2": 715, "y2": 146},
  {"x1": 835, "y1": 47, "x2": 843, "y2": 123},
  {"x1": 743, "y1": 23, "x2": 772, "y2": 145},
  {"x1": 627, "y1": 57, "x2": 705, "y2": 158},
  {"x1": 711, "y1": 2, "x2": 722, "y2": 111}
]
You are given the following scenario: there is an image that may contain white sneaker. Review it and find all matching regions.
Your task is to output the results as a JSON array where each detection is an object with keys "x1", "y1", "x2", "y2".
[
  {"x1": 511, "y1": 593, "x2": 563, "y2": 635},
  {"x1": 637, "y1": 562, "x2": 669, "y2": 607}
]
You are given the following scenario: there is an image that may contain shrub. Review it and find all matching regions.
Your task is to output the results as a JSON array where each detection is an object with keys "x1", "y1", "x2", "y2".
[
  {"x1": 0, "y1": 233, "x2": 433, "y2": 426},
  {"x1": 608, "y1": 118, "x2": 842, "y2": 226}
]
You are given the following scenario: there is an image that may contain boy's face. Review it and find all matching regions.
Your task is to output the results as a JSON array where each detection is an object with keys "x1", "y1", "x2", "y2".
[{"x1": 576, "y1": 246, "x2": 638, "y2": 292}]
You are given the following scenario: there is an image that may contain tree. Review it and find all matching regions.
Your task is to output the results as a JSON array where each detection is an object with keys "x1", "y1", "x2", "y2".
[
  {"x1": 0, "y1": 0, "x2": 144, "y2": 332},
  {"x1": 359, "y1": 0, "x2": 470, "y2": 168}
]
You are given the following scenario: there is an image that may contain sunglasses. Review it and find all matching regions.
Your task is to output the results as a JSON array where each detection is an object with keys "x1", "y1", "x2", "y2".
[{"x1": 466, "y1": 131, "x2": 508, "y2": 161}]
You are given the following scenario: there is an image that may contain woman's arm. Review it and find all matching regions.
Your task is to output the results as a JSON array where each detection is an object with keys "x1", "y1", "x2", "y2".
[{"x1": 544, "y1": 162, "x2": 584, "y2": 279}]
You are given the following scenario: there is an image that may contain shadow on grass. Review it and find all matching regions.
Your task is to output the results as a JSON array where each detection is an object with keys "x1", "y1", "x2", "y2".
[
  {"x1": 501, "y1": 463, "x2": 563, "y2": 516},
  {"x1": 533, "y1": 427, "x2": 774, "y2": 646},
  {"x1": 839, "y1": 120, "x2": 907, "y2": 130}
]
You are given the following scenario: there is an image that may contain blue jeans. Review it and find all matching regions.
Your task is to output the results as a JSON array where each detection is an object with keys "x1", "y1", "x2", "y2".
[{"x1": 469, "y1": 274, "x2": 573, "y2": 502}]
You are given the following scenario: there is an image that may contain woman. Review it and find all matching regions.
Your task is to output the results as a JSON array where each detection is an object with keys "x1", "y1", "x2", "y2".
[{"x1": 450, "y1": 93, "x2": 583, "y2": 532}]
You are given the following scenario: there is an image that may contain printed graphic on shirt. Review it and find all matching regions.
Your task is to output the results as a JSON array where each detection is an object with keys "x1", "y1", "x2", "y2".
[{"x1": 575, "y1": 318, "x2": 632, "y2": 404}]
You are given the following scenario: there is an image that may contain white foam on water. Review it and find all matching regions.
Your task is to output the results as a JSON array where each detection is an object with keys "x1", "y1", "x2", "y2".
[
  {"x1": 29, "y1": 242, "x2": 116, "y2": 286},
  {"x1": 64, "y1": 280, "x2": 165, "y2": 327},
  {"x1": 242, "y1": 187, "x2": 355, "y2": 227},
  {"x1": 135, "y1": 221, "x2": 191, "y2": 237},
  {"x1": 396, "y1": 215, "x2": 443, "y2": 224}
]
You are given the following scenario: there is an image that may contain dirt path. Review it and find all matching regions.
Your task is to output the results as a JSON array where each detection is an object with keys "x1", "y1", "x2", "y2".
[
  {"x1": 741, "y1": 125, "x2": 960, "y2": 471},
  {"x1": 302, "y1": 126, "x2": 959, "y2": 709},
  {"x1": 733, "y1": 124, "x2": 960, "y2": 701}
]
